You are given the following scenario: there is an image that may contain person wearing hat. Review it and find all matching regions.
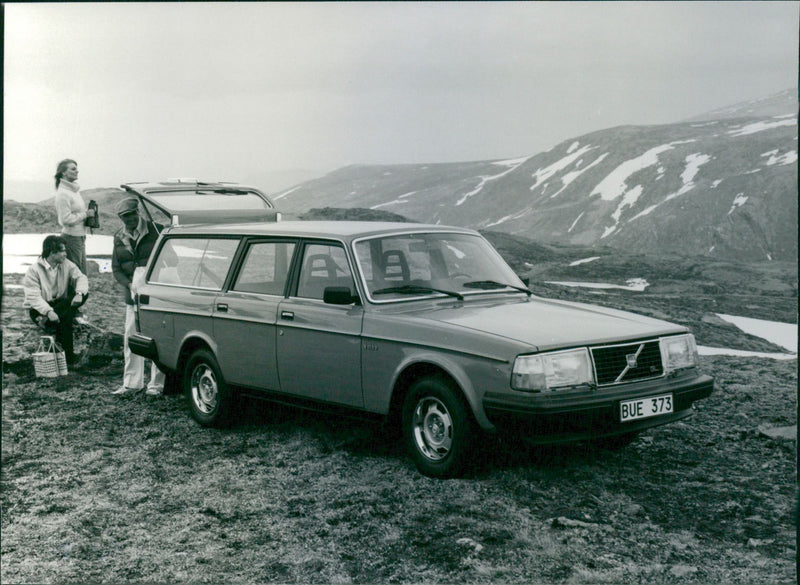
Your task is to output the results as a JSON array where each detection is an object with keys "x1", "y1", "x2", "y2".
[{"x1": 111, "y1": 197, "x2": 167, "y2": 396}]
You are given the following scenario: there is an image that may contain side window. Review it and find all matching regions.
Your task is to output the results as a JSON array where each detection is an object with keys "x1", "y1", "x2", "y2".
[
  {"x1": 149, "y1": 238, "x2": 239, "y2": 290},
  {"x1": 232, "y1": 241, "x2": 296, "y2": 296},
  {"x1": 296, "y1": 243, "x2": 354, "y2": 300}
]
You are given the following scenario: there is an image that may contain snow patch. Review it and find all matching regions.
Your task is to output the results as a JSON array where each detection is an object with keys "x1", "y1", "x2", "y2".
[
  {"x1": 727, "y1": 193, "x2": 748, "y2": 215},
  {"x1": 623, "y1": 153, "x2": 711, "y2": 226},
  {"x1": 567, "y1": 141, "x2": 580, "y2": 154},
  {"x1": 456, "y1": 158, "x2": 528, "y2": 206},
  {"x1": 715, "y1": 314, "x2": 797, "y2": 352},
  {"x1": 629, "y1": 204, "x2": 658, "y2": 222},
  {"x1": 728, "y1": 118, "x2": 797, "y2": 137},
  {"x1": 545, "y1": 278, "x2": 649, "y2": 292},
  {"x1": 549, "y1": 153, "x2": 608, "y2": 199},
  {"x1": 568, "y1": 212, "x2": 585, "y2": 233},
  {"x1": 569, "y1": 257, "x2": 600, "y2": 267},
  {"x1": 680, "y1": 153, "x2": 710, "y2": 186},
  {"x1": 590, "y1": 144, "x2": 675, "y2": 201},
  {"x1": 530, "y1": 145, "x2": 594, "y2": 193},
  {"x1": 697, "y1": 346, "x2": 796, "y2": 360},
  {"x1": 484, "y1": 208, "x2": 532, "y2": 229},
  {"x1": 371, "y1": 191, "x2": 418, "y2": 210},
  {"x1": 762, "y1": 149, "x2": 798, "y2": 166},
  {"x1": 710, "y1": 179, "x2": 722, "y2": 189},
  {"x1": 492, "y1": 156, "x2": 531, "y2": 167}
]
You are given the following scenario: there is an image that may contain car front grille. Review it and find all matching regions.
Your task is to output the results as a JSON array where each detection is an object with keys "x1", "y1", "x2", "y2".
[{"x1": 591, "y1": 340, "x2": 664, "y2": 386}]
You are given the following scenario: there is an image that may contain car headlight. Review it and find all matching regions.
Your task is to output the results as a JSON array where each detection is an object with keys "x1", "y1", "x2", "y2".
[
  {"x1": 512, "y1": 348, "x2": 594, "y2": 392},
  {"x1": 660, "y1": 334, "x2": 698, "y2": 372}
]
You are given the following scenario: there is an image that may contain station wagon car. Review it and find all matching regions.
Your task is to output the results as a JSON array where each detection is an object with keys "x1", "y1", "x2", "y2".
[{"x1": 129, "y1": 221, "x2": 714, "y2": 478}]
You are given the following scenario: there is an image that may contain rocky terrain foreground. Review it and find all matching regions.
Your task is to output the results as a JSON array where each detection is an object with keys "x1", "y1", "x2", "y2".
[{"x1": 2, "y1": 230, "x2": 796, "y2": 583}]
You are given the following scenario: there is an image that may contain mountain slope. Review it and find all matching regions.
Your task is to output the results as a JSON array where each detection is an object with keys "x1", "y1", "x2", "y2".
[{"x1": 275, "y1": 92, "x2": 797, "y2": 262}]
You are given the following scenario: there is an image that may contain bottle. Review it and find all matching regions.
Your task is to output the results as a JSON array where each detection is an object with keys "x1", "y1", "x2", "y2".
[{"x1": 86, "y1": 200, "x2": 100, "y2": 230}]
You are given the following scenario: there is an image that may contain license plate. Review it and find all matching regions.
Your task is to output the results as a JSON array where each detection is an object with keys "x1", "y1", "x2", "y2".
[{"x1": 620, "y1": 394, "x2": 673, "y2": 422}]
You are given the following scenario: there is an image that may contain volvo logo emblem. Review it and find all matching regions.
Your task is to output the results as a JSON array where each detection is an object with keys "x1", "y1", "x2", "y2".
[{"x1": 625, "y1": 354, "x2": 638, "y2": 368}]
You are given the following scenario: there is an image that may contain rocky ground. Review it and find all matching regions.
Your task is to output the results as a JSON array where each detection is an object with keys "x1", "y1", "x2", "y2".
[{"x1": 2, "y1": 210, "x2": 796, "y2": 583}]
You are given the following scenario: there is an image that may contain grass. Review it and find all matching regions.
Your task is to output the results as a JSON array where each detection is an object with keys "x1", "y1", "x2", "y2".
[
  {"x1": 1, "y1": 233, "x2": 796, "y2": 584},
  {"x1": 1, "y1": 352, "x2": 796, "y2": 584}
]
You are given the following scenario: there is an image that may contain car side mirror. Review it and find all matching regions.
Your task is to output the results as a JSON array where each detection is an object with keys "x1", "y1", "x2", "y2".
[{"x1": 323, "y1": 286, "x2": 357, "y2": 305}]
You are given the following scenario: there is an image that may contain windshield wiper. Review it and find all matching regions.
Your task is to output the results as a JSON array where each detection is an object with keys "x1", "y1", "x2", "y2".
[
  {"x1": 462, "y1": 280, "x2": 532, "y2": 296},
  {"x1": 372, "y1": 284, "x2": 464, "y2": 300}
]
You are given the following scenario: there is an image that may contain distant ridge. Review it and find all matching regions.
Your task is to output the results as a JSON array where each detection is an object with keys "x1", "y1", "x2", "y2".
[{"x1": 274, "y1": 89, "x2": 797, "y2": 262}]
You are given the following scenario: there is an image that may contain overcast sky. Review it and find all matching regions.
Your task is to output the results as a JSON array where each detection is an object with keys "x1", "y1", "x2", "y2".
[{"x1": 4, "y1": 1, "x2": 798, "y2": 193}]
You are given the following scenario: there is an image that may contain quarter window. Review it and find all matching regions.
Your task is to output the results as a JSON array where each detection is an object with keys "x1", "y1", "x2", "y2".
[
  {"x1": 233, "y1": 241, "x2": 296, "y2": 296},
  {"x1": 149, "y1": 238, "x2": 239, "y2": 290}
]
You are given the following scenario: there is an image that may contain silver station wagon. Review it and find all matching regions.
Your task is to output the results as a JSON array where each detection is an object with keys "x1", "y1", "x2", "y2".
[{"x1": 129, "y1": 220, "x2": 714, "y2": 478}]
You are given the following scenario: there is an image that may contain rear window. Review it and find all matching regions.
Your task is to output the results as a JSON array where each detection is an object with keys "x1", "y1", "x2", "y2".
[
  {"x1": 146, "y1": 191, "x2": 271, "y2": 211},
  {"x1": 149, "y1": 237, "x2": 240, "y2": 290}
]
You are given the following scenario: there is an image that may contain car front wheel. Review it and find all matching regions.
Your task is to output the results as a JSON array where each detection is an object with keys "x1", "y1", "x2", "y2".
[
  {"x1": 184, "y1": 348, "x2": 235, "y2": 427},
  {"x1": 402, "y1": 376, "x2": 475, "y2": 478}
]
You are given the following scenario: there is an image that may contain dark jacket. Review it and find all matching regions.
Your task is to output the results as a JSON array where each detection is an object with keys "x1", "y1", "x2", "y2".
[{"x1": 112, "y1": 220, "x2": 163, "y2": 305}]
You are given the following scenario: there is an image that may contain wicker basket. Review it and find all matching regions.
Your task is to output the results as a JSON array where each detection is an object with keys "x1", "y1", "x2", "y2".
[{"x1": 33, "y1": 336, "x2": 68, "y2": 378}]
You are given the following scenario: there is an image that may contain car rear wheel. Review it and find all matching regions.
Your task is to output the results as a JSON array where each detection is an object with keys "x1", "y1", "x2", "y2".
[
  {"x1": 402, "y1": 376, "x2": 475, "y2": 478},
  {"x1": 185, "y1": 349, "x2": 235, "y2": 427}
]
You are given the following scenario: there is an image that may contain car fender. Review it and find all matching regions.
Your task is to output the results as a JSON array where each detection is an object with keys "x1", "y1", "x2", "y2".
[
  {"x1": 177, "y1": 330, "x2": 220, "y2": 372},
  {"x1": 389, "y1": 349, "x2": 497, "y2": 431}
]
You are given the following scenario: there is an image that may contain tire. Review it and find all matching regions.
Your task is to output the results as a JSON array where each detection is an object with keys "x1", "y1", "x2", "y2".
[
  {"x1": 593, "y1": 431, "x2": 639, "y2": 451},
  {"x1": 402, "y1": 375, "x2": 476, "y2": 478},
  {"x1": 184, "y1": 349, "x2": 235, "y2": 427}
]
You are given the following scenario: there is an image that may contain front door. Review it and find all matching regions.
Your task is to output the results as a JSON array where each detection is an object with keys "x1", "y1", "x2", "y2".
[{"x1": 276, "y1": 242, "x2": 363, "y2": 408}]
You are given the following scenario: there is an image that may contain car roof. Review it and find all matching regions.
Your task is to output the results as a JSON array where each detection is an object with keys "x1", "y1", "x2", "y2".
[{"x1": 161, "y1": 220, "x2": 479, "y2": 240}]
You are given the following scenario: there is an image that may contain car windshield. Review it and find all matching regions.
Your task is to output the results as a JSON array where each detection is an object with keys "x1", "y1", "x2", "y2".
[
  {"x1": 145, "y1": 190, "x2": 272, "y2": 211},
  {"x1": 354, "y1": 232, "x2": 527, "y2": 302}
]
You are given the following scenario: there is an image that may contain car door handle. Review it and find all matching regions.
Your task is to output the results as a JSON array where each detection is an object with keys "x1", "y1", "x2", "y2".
[
  {"x1": 281, "y1": 311, "x2": 294, "y2": 320},
  {"x1": 216, "y1": 303, "x2": 228, "y2": 312}
]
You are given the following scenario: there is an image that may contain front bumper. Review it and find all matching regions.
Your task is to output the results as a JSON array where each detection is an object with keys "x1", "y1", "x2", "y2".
[{"x1": 483, "y1": 372, "x2": 714, "y2": 443}]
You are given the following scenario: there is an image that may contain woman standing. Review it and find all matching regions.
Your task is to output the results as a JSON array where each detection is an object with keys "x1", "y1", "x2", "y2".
[
  {"x1": 54, "y1": 159, "x2": 94, "y2": 325},
  {"x1": 53, "y1": 159, "x2": 93, "y2": 274}
]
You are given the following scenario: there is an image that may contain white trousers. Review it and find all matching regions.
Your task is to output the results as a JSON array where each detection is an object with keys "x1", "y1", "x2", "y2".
[{"x1": 124, "y1": 304, "x2": 166, "y2": 391}]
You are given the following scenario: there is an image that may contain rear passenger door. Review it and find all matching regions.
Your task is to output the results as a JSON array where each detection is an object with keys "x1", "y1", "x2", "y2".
[
  {"x1": 142, "y1": 237, "x2": 240, "y2": 371},
  {"x1": 276, "y1": 241, "x2": 364, "y2": 407},
  {"x1": 213, "y1": 239, "x2": 297, "y2": 391}
]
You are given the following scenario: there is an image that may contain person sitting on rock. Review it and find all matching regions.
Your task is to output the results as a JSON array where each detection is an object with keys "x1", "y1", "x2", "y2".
[{"x1": 23, "y1": 235, "x2": 89, "y2": 365}]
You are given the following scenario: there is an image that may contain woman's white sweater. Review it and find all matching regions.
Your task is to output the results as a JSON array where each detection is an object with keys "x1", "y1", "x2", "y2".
[{"x1": 54, "y1": 180, "x2": 87, "y2": 237}]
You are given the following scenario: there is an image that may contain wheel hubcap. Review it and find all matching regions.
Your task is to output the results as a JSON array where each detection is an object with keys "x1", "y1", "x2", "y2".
[
  {"x1": 412, "y1": 397, "x2": 453, "y2": 461},
  {"x1": 191, "y1": 364, "x2": 218, "y2": 414}
]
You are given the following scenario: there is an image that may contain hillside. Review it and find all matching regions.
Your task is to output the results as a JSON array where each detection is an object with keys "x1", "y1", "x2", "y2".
[
  {"x1": 273, "y1": 90, "x2": 797, "y2": 262},
  {"x1": 3, "y1": 188, "x2": 132, "y2": 237}
]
